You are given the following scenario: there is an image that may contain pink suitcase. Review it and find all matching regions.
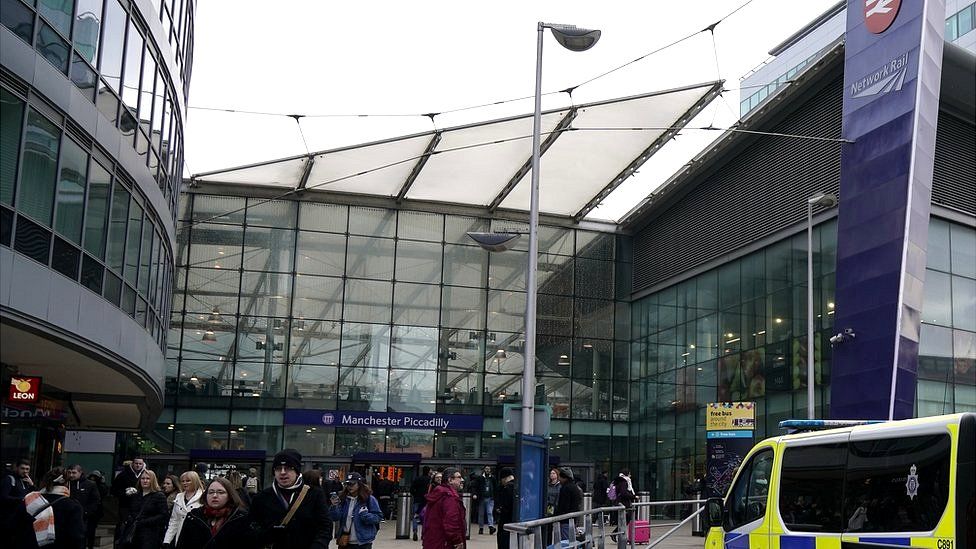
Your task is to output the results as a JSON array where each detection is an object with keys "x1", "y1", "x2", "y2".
[{"x1": 629, "y1": 520, "x2": 650, "y2": 544}]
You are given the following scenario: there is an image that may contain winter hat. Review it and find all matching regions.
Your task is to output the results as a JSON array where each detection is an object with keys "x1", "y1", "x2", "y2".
[
  {"x1": 272, "y1": 448, "x2": 302, "y2": 471},
  {"x1": 499, "y1": 467, "x2": 514, "y2": 479},
  {"x1": 558, "y1": 466, "x2": 574, "y2": 480}
]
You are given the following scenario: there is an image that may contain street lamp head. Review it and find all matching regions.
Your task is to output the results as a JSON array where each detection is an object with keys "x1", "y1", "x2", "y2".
[
  {"x1": 545, "y1": 23, "x2": 601, "y2": 52},
  {"x1": 808, "y1": 192, "x2": 838, "y2": 208},
  {"x1": 467, "y1": 232, "x2": 522, "y2": 252}
]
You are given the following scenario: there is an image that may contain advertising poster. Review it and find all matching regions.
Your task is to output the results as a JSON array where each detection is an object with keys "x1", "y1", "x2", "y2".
[{"x1": 705, "y1": 402, "x2": 755, "y2": 498}]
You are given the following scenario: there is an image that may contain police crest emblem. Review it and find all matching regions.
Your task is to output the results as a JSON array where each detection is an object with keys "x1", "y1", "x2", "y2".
[{"x1": 905, "y1": 463, "x2": 919, "y2": 500}]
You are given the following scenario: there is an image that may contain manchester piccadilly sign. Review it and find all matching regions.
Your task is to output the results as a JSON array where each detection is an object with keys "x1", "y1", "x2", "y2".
[{"x1": 284, "y1": 409, "x2": 485, "y2": 432}]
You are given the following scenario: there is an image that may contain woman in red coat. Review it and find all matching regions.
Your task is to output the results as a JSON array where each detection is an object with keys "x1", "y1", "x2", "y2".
[{"x1": 422, "y1": 468, "x2": 467, "y2": 549}]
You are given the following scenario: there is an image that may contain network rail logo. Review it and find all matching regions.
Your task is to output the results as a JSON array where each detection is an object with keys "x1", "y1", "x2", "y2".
[
  {"x1": 850, "y1": 52, "x2": 909, "y2": 99},
  {"x1": 864, "y1": 0, "x2": 902, "y2": 34}
]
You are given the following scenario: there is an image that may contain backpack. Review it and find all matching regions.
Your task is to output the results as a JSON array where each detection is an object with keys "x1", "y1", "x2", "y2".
[{"x1": 605, "y1": 484, "x2": 617, "y2": 503}]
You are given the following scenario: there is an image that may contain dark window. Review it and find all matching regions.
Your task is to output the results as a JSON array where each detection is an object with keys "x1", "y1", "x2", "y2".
[
  {"x1": 726, "y1": 449, "x2": 774, "y2": 530},
  {"x1": 103, "y1": 270, "x2": 122, "y2": 305},
  {"x1": 122, "y1": 283, "x2": 136, "y2": 315},
  {"x1": 1, "y1": 0, "x2": 34, "y2": 44},
  {"x1": 37, "y1": 0, "x2": 73, "y2": 37},
  {"x1": 0, "y1": 206, "x2": 12, "y2": 247},
  {"x1": 81, "y1": 254, "x2": 103, "y2": 293},
  {"x1": 51, "y1": 236, "x2": 80, "y2": 279},
  {"x1": 845, "y1": 434, "x2": 950, "y2": 533},
  {"x1": 69, "y1": 53, "x2": 98, "y2": 102},
  {"x1": 19, "y1": 109, "x2": 61, "y2": 226},
  {"x1": 779, "y1": 443, "x2": 846, "y2": 532},
  {"x1": 35, "y1": 20, "x2": 70, "y2": 74},
  {"x1": 1, "y1": 88, "x2": 25, "y2": 206},
  {"x1": 14, "y1": 215, "x2": 52, "y2": 264}
]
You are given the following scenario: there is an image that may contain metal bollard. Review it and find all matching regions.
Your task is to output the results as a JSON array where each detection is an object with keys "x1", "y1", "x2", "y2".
[
  {"x1": 692, "y1": 491, "x2": 704, "y2": 536},
  {"x1": 583, "y1": 492, "x2": 592, "y2": 512},
  {"x1": 396, "y1": 493, "x2": 413, "y2": 539},
  {"x1": 636, "y1": 492, "x2": 650, "y2": 522},
  {"x1": 461, "y1": 492, "x2": 473, "y2": 540}
]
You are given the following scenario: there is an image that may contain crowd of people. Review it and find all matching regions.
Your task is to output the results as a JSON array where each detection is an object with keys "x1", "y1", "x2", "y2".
[{"x1": 2, "y1": 453, "x2": 636, "y2": 549}]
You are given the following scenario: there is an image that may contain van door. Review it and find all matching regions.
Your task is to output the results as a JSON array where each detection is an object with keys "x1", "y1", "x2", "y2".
[{"x1": 720, "y1": 447, "x2": 775, "y2": 549}]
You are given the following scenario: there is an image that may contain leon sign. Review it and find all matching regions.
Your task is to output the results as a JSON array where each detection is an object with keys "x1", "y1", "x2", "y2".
[{"x1": 9, "y1": 376, "x2": 41, "y2": 403}]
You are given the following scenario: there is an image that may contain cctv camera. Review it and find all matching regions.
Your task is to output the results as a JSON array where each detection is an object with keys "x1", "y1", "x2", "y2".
[
  {"x1": 829, "y1": 333, "x2": 844, "y2": 346},
  {"x1": 843, "y1": 328, "x2": 855, "y2": 339}
]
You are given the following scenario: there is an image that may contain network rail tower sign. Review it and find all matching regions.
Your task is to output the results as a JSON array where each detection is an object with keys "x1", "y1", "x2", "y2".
[{"x1": 832, "y1": 0, "x2": 945, "y2": 420}]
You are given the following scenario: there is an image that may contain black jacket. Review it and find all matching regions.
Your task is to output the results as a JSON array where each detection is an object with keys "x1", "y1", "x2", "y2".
[
  {"x1": 470, "y1": 474, "x2": 496, "y2": 499},
  {"x1": 124, "y1": 491, "x2": 168, "y2": 549},
  {"x1": 554, "y1": 481, "x2": 583, "y2": 516},
  {"x1": 249, "y1": 484, "x2": 332, "y2": 549},
  {"x1": 38, "y1": 493, "x2": 86, "y2": 549},
  {"x1": 592, "y1": 474, "x2": 609, "y2": 506},
  {"x1": 68, "y1": 479, "x2": 101, "y2": 522},
  {"x1": 1, "y1": 472, "x2": 34, "y2": 499},
  {"x1": 111, "y1": 467, "x2": 145, "y2": 512},
  {"x1": 409, "y1": 475, "x2": 430, "y2": 508},
  {"x1": 2, "y1": 496, "x2": 40, "y2": 549},
  {"x1": 493, "y1": 481, "x2": 516, "y2": 526},
  {"x1": 176, "y1": 506, "x2": 251, "y2": 549}
]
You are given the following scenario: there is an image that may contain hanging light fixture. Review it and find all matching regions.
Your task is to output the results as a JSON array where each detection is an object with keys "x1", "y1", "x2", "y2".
[
  {"x1": 208, "y1": 306, "x2": 221, "y2": 323},
  {"x1": 202, "y1": 330, "x2": 217, "y2": 342}
]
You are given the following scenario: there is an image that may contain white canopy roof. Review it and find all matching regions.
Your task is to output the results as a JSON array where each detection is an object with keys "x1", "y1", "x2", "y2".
[{"x1": 192, "y1": 81, "x2": 723, "y2": 221}]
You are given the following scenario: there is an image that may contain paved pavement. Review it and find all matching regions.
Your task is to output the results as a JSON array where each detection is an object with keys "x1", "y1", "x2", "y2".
[{"x1": 375, "y1": 519, "x2": 706, "y2": 549}]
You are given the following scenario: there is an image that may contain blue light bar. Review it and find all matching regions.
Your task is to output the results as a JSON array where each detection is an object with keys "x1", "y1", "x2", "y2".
[{"x1": 779, "y1": 419, "x2": 886, "y2": 433}]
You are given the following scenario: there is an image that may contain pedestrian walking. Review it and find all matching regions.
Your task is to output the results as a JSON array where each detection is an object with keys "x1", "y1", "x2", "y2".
[
  {"x1": 327, "y1": 472, "x2": 383, "y2": 549},
  {"x1": 1, "y1": 458, "x2": 35, "y2": 498},
  {"x1": 493, "y1": 468, "x2": 515, "y2": 549},
  {"x1": 409, "y1": 466, "x2": 432, "y2": 541},
  {"x1": 470, "y1": 466, "x2": 496, "y2": 535},
  {"x1": 422, "y1": 467, "x2": 466, "y2": 549},
  {"x1": 66, "y1": 465, "x2": 101, "y2": 542},
  {"x1": 592, "y1": 471, "x2": 609, "y2": 509},
  {"x1": 86, "y1": 471, "x2": 109, "y2": 549},
  {"x1": 249, "y1": 448, "x2": 332, "y2": 549},
  {"x1": 246, "y1": 468, "x2": 260, "y2": 496},
  {"x1": 112, "y1": 457, "x2": 149, "y2": 528},
  {"x1": 162, "y1": 475, "x2": 181, "y2": 513},
  {"x1": 1, "y1": 494, "x2": 39, "y2": 549},
  {"x1": 23, "y1": 467, "x2": 86, "y2": 549},
  {"x1": 554, "y1": 467, "x2": 583, "y2": 543},
  {"x1": 609, "y1": 469, "x2": 635, "y2": 538},
  {"x1": 175, "y1": 477, "x2": 250, "y2": 549},
  {"x1": 163, "y1": 471, "x2": 205, "y2": 547},
  {"x1": 118, "y1": 470, "x2": 168, "y2": 549}
]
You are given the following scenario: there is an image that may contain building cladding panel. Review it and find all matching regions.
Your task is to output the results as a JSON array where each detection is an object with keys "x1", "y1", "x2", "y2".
[{"x1": 632, "y1": 73, "x2": 976, "y2": 294}]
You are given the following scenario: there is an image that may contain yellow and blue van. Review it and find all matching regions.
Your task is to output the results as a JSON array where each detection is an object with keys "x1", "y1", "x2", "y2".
[{"x1": 704, "y1": 413, "x2": 975, "y2": 549}]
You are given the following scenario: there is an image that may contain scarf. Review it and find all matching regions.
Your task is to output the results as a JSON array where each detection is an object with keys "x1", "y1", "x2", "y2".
[
  {"x1": 203, "y1": 505, "x2": 232, "y2": 535},
  {"x1": 272, "y1": 476, "x2": 304, "y2": 509},
  {"x1": 618, "y1": 474, "x2": 634, "y2": 495}
]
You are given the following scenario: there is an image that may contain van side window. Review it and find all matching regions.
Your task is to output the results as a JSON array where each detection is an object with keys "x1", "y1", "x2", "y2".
[
  {"x1": 844, "y1": 434, "x2": 950, "y2": 533},
  {"x1": 778, "y1": 443, "x2": 846, "y2": 532},
  {"x1": 726, "y1": 449, "x2": 773, "y2": 530}
]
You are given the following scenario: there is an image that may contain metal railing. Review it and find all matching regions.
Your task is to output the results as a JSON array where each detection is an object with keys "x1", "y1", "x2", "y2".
[{"x1": 504, "y1": 498, "x2": 705, "y2": 549}]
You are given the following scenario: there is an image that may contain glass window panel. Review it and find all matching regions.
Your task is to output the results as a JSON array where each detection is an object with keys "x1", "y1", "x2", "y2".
[
  {"x1": 440, "y1": 328, "x2": 486, "y2": 374},
  {"x1": 73, "y1": 0, "x2": 102, "y2": 64},
  {"x1": 718, "y1": 262, "x2": 740, "y2": 310},
  {"x1": 287, "y1": 364, "x2": 338, "y2": 408},
  {"x1": 98, "y1": 0, "x2": 125, "y2": 91},
  {"x1": 954, "y1": 329, "x2": 976, "y2": 386},
  {"x1": 296, "y1": 231, "x2": 345, "y2": 276},
  {"x1": 538, "y1": 226, "x2": 573, "y2": 256},
  {"x1": 575, "y1": 298, "x2": 613, "y2": 339},
  {"x1": 36, "y1": 21, "x2": 70, "y2": 73},
  {"x1": 19, "y1": 109, "x2": 62, "y2": 226},
  {"x1": 388, "y1": 369, "x2": 437, "y2": 413},
  {"x1": 95, "y1": 82, "x2": 119, "y2": 125},
  {"x1": 151, "y1": 72, "x2": 164, "y2": 151},
  {"x1": 293, "y1": 274, "x2": 342, "y2": 321},
  {"x1": 247, "y1": 199, "x2": 295, "y2": 228},
  {"x1": 442, "y1": 244, "x2": 487, "y2": 287},
  {"x1": 227, "y1": 410, "x2": 283, "y2": 450},
  {"x1": 1, "y1": 0, "x2": 34, "y2": 44},
  {"x1": 488, "y1": 248, "x2": 526, "y2": 291},
  {"x1": 37, "y1": 0, "x2": 72, "y2": 36},
  {"x1": 391, "y1": 326, "x2": 438, "y2": 371},
  {"x1": 69, "y1": 53, "x2": 98, "y2": 101},
  {"x1": 1, "y1": 89, "x2": 25, "y2": 206},
  {"x1": 444, "y1": 215, "x2": 488, "y2": 245},
  {"x1": 191, "y1": 195, "x2": 245, "y2": 225},
  {"x1": 337, "y1": 367, "x2": 388, "y2": 412},
  {"x1": 120, "y1": 20, "x2": 143, "y2": 113},
  {"x1": 14, "y1": 215, "x2": 52, "y2": 264},
  {"x1": 172, "y1": 409, "x2": 229, "y2": 449},
  {"x1": 137, "y1": 219, "x2": 153, "y2": 292},
  {"x1": 538, "y1": 254, "x2": 573, "y2": 296},
  {"x1": 946, "y1": 14, "x2": 959, "y2": 40},
  {"x1": 960, "y1": 5, "x2": 974, "y2": 35},
  {"x1": 240, "y1": 271, "x2": 291, "y2": 317},
  {"x1": 138, "y1": 51, "x2": 155, "y2": 128},
  {"x1": 393, "y1": 282, "x2": 439, "y2": 326},
  {"x1": 918, "y1": 324, "x2": 953, "y2": 381},
  {"x1": 348, "y1": 206, "x2": 395, "y2": 237},
  {"x1": 54, "y1": 137, "x2": 87, "y2": 243},
  {"x1": 334, "y1": 428, "x2": 386, "y2": 456},
  {"x1": 345, "y1": 236, "x2": 394, "y2": 279},
  {"x1": 235, "y1": 316, "x2": 288, "y2": 364},
  {"x1": 950, "y1": 223, "x2": 976, "y2": 278},
  {"x1": 80, "y1": 253, "x2": 103, "y2": 293},
  {"x1": 778, "y1": 443, "x2": 846, "y2": 532},
  {"x1": 290, "y1": 319, "x2": 341, "y2": 366},
  {"x1": 397, "y1": 210, "x2": 442, "y2": 241},
  {"x1": 243, "y1": 226, "x2": 294, "y2": 272},
  {"x1": 123, "y1": 198, "x2": 142, "y2": 284},
  {"x1": 103, "y1": 270, "x2": 121, "y2": 305},
  {"x1": 51, "y1": 236, "x2": 80, "y2": 279},
  {"x1": 343, "y1": 278, "x2": 392, "y2": 323},
  {"x1": 927, "y1": 218, "x2": 950, "y2": 272},
  {"x1": 576, "y1": 258, "x2": 612, "y2": 299},
  {"x1": 341, "y1": 322, "x2": 391, "y2": 369},
  {"x1": 922, "y1": 270, "x2": 952, "y2": 326},
  {"x1": 952, "y1": 275, "x2": 976, "y2": 332},
  {"x1": 741, "y1": 253, "x2": 764, "y2": 301},
  {"x1": 232, "y1": 362, "x2": 286, "y2": 402},
  {"x1": 487, "y1": 290, "x2": 525, "y2": 334},
  {"x1": 299, "y1": 202, "x2": 347, "y2": 233},
  {"x1": 188, "y1": 222, "x2": 242, "y2": 270},
  {"x1": 395, "y1": 240, "x2": 442, "y2": 284},
  {"x1": 184, "y1": 267, "x2": 238, "y2": 315},
  {"x1": 441, "y1": 286, "x2": 486, "y2": 330},
  {"x1": 537, "y1": 293, "x2": 572, "y2": 336}
]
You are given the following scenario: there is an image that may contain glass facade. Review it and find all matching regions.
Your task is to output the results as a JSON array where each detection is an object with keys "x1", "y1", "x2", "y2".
[
  {"x1": 157, "y1": 194, "x2": 632, "y2": 472},
  {"x1": 1, "y1": 0, "x2": 193, "y2": 216},
  {"x1": 632, "y1": 218, "x2": 976, "y2": 500}
]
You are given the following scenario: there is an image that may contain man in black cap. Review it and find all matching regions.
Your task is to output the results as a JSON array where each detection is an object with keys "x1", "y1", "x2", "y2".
[
  {"x1": 554, "y1": 467, "x2": 583, "y2": 542},
  {"x1": 493, "y1": 468, "x2": 516, "y2": 549},
  {"x1": 249, "y1": 448, "x2": 332, "y2": 549}
]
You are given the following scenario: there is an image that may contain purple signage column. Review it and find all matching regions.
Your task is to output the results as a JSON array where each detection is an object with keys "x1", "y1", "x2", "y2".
[{"x1": 831, "y1": 0, "x2": 945, "y2": 420}]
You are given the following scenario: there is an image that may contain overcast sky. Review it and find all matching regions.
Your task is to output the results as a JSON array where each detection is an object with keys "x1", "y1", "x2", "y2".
[{"x1": 185, "y1": 0, "x2": 839, "y2": 221}]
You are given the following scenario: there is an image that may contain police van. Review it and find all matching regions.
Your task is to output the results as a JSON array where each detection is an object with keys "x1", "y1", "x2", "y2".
[{"x1": 703, "y1": 413, "x2": 974, "y2": 549}]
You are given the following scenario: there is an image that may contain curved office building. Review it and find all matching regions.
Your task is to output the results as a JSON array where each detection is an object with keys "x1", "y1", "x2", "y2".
[{"x1": 1, "y1": 0, "x2": 193, "y2": 469}]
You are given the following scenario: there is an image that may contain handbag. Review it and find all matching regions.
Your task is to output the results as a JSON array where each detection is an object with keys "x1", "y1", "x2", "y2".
[
  {"x1": 116, "y1": 502, "x2": 145, "y2": 549},
  {"x1": 337, "y1": 533, "x2": 351, "y2": 548}
]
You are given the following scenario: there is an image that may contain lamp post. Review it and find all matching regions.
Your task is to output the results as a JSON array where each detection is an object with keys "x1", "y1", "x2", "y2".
[{"x1": 806, "y1": 192, "x2": 837, "y2": 419}]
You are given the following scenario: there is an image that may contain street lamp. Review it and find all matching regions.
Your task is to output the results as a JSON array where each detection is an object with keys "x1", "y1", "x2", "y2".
[{"x1": 806, "y1": 192, "x2": 837, "y2": 419}]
